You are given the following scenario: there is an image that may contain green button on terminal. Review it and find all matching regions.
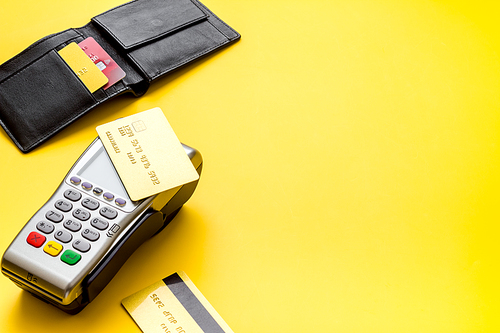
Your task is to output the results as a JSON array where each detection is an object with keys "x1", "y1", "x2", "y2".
[{"x1": 61, "y1": 250, "x2": 81, "y2": 265}]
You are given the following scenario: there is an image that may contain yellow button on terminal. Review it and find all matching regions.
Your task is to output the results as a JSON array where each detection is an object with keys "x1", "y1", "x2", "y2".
[{"x1": 43, "y1": 241, "x2": 63, "y2": 257}]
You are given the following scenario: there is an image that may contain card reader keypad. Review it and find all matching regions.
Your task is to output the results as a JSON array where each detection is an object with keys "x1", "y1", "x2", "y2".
[
  {"x1": 64, "y1": 189, "x2": 81, "y2": 201},
  {"x1": 90, "y1": 217, "x2": 109, "y2": 230},
  {"x1": 82, "y1": 198, "x2": 99, "y2": 210},
  {"x1": 100, "y1": 207, "x2": 117, "y2": 219},
  {"x1": 73, "y1": 239, "x2": 91, "y2": 253},
  {"x1": 70, "y1": 176, "x2": 128, "y2": 208},
  {"x1": 64, "y1": 219, "x2": 82, "y2": 232},
  {"x1": 82, "y1": 228, "x2": 100, "y2": 241},
  {"x1": 73, "y1": 208, "x2": 91, "y2": 221},
  {"x1": 55, "y1": 200, "x2": 72, "y2": 212},
  {"x1": 27, "y1": 232, "x2": 46, "y2": 248},
  {"x1": 46, "y1": 210, "x2": 63, "y2": 223},
  {"x1": 44, "y1": 241, "x2": 63, "y2": 257},
  {"x1": 26, "y1": 187, "x2": 121, "y2": 265},
  {"x1": 37, "y1": 221, "x2": 55, "y2": 234},
  {"x1": 54, "y1": 230, "x2": 72, "y2": 243}
]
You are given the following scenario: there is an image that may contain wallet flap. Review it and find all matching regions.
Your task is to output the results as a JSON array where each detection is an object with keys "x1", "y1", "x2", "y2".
[{"x1": 91, "y1": 0, "x2": 207, "y2": 50}]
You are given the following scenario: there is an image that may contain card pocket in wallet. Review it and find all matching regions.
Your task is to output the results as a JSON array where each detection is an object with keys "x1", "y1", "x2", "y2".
[{"x1": 0, "y1": 0, "x2": 240, "y2": 153}]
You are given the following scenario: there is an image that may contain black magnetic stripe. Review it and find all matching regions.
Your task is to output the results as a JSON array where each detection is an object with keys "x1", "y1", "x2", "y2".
[{"x1": 163, "y1": 273, "x2": 225, "y2": 333}]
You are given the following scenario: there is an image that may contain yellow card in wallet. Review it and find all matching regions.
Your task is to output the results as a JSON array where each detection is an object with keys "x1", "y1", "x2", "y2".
[
  {"x1": 96, "y1": 108, "x2": 199, "y2": 201},
  {"x1": 122, "y1": 271, "x2": 234, "y2": 333},
  {"x1": 58, "y1": 42, "x2": 108, "y2": 93}
]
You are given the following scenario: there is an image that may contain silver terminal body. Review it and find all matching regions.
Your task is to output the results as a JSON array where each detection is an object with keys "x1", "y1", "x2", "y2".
[{"x1": 2, "y1": 138, "x2": 201, "y2": 305}]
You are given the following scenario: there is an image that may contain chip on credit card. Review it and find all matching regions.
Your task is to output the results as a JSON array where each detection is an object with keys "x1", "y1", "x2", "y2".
[{"x1": 78, "y1": 37, "x2": 126, "y2": 90}]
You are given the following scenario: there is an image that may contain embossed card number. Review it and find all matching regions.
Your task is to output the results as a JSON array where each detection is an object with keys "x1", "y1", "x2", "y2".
[{"x1": 96, "y1": 108, "x2": 199, "y2": 201}]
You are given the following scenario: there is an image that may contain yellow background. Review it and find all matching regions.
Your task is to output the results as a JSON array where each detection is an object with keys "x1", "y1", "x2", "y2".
[{"x1": 0, "y1": 0, "x2": 499, "y2": 332}]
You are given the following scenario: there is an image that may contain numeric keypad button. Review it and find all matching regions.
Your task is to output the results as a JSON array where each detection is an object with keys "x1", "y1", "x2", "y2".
[
  {"x1": 73, "y1": 239, "x2": 91, "y2": 253},
  {"x1": 63, "y1": 219, "x2": 81, "y2": 232},
  {"x1": 100, "y1": 206, "x2": 117, "y2": 220},
  {"x1": 64, "y1": 189, "x2": 81, "y2": 202},
  {"x1": 45, "y1": 210, "x2": 63, "y2": 223},
  {"x1": 82, "y1": 228, "x2": 99, "y2": 241},
  {"x1": 55, "y1": 199, "x2": 72, "y2": 212},
  {"x1": 73, "y1": 208, "x2": 90, "y2": 221},
  {"x1": 54, "y1": 230, "x2": 72, "y2": 243},
  {"x1": 90, "y1": 217, "x2": 109, "y2": 230},
  {"x1": 82, "y1": 197, "x2": 99, "y2": 210},
  {"x1": 36, "y1": 221, "x2": 54, "y2": 234}
]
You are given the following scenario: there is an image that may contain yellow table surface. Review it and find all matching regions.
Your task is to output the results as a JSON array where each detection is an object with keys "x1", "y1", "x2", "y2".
[{"x1": 0, "y1": 0, "x2": 499, "y2": 332}]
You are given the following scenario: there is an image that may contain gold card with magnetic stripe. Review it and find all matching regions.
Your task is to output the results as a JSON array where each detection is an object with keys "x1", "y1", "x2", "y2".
[
  {"x1": 58, "y1": 42, "x2": 108, "y2": 93},
  {"x1": 122, "y1": 271, "x2": 234, "y2": 333}
]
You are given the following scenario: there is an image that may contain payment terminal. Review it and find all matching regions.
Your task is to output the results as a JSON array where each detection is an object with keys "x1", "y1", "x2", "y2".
[{"x1": 1, "y1": 138, "x2": 202, "y2": 314}]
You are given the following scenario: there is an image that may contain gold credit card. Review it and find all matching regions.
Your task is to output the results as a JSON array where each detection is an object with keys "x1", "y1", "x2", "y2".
[
  {"x1": 96, "y1": 108, "x2": 200, "y2": 201},
  {"x1": 122, "y1": 271, "x2": 234, "y2": 333},
  {"x1": 58, "y1": 42, "x2": 108, "y2": 93}
]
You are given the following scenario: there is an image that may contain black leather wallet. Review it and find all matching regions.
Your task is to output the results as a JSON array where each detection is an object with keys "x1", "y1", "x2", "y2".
[{"x1": 0, "y1": 0, "x2": 240, "y2": 153}]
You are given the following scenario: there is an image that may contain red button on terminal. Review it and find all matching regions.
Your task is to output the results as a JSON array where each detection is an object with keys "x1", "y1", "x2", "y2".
[{"x1": 27, "y1": 231, "x2": 46, "y2": 248}]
